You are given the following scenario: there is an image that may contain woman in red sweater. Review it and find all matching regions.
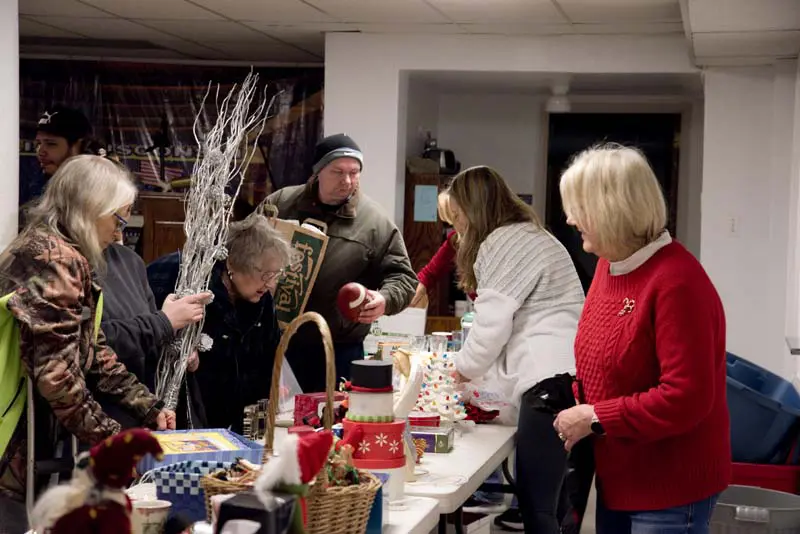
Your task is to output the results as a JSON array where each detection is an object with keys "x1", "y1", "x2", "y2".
[{"x1": 553, "y1": 144, "x2": 731, "y2": 534}]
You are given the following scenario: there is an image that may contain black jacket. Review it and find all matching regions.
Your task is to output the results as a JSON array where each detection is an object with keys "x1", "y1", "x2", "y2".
[
  {"x1": 148, "y1": 255, "x2": 280, "y2": 434},
  {"x1": 99, "y1": 244, "x2": 174, "y2": 427}
]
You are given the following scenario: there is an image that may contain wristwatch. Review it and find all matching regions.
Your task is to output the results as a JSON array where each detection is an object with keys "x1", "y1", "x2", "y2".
[{"x1": 591, "y1": 413, "x2": 605, "y2": 435}]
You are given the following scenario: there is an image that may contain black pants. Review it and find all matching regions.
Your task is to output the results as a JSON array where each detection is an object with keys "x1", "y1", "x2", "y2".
[
  {"x1": 516, "y1": 374, "x2": 576, "y2": 534},
  {"x1": 0, "y1": 496, "x2": 27, "y2": 534}
]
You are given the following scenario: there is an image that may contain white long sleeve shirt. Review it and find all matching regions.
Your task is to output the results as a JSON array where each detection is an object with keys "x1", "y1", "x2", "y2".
[{"x1": 455, "y1": 222, "x2": 585, "y2": 406}]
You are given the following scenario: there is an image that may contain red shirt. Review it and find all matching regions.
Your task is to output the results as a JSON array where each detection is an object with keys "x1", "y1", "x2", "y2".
[
  {"x1": 416, "y1": 231, "x2": 477, "y2": 301},
  {"x1": 575, "y1": 241, "x2": 731, "y2": 511}
]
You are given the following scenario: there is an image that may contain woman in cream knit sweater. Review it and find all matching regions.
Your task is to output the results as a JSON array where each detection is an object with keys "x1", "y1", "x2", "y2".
[{"x1": 450, "y1": 166, "x2": 585, "y2": 534}]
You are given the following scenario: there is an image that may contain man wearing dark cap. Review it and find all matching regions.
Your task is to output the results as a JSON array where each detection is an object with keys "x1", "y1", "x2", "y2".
[
  {"x1": 264, "y1": 133, "x2": 416, "y2": 392},
  {"x1": 34, "y1": 105, "x2": 93, "y2": 177}
]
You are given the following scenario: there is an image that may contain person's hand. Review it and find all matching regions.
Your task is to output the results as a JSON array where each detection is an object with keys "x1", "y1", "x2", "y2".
[
  {"x1": 409, "y1": 284, "x2": 429, "y2": 309},
  {"x1": 452, "y1": 370, "x2": 470, "y2": 384},
  {"x1": 162, "y1": 292, "x2": 212, "y2": 331},
  {"x1": 553, "y1": 404, "x2": 595, "y2": 451},
  {"x1": 187, "y1": 350, "x2": 199, "y2": 373},
  {"x1": 358, "y1": 290, "x2": 386, "y2": 324},
  {"x1": 156, "y1": 409, "x2": 177, "y2": 430}
]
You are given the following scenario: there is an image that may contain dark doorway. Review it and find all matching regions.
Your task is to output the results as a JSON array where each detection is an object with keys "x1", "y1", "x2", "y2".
[{"x1": 545, "y1": 113, "x2": 681, "y2": 292}]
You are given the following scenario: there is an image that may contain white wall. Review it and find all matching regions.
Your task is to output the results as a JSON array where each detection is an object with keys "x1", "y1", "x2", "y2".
[
  {"x1": 786, "y1": 60, "x2": 800, "y2": 375},
  {"x1": 702, "y1": 63, "x2": 798, "y2": 376},
  {"x1": 0, "y1": 1, "x2": 18, "y2": 248},
  {"x1": 405, "y1": 79, "x2": 439, "y2": 160},
  {"x1": 325, "y1": 33, "x2": 697, "y2": 228},
  {"x1": 437, "y1": 93, "x2": 545, "y2": 214}
]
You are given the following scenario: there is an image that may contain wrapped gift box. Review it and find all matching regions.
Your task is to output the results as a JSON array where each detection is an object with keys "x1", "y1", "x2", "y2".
[
  {"x1": 138, "y1": 429, "x2": 263, "y2": 474},
  {"x1": 411, "y1": 425, "x2": 455, "y2": 454},
  {"x1": 293, "y1": 392, "x2": 347, "y2": 427},
  {"x1": 215, "y1": 490, "x2": 296, "y2": 534}
]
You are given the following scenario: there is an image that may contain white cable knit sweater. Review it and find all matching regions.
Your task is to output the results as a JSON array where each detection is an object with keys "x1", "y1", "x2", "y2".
[{"x1": 455, "y1": 222, "x2": 585, "y2": 406}]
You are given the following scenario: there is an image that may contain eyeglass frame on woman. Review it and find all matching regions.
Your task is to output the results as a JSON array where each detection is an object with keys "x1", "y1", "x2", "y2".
[
  {"x1": 253, "y1": 267, "x2": 287, "y2": 283},
  {"x1": 114, "y1": 212, "x2": 129, "y2": 231}
]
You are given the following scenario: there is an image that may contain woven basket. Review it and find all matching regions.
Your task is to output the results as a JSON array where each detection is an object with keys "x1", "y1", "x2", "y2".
[
  {"x1": 264, "y1": 312, "x2": 381, "y2": 534},
  {"x1": 200, "y1": 471, "x2": 257, "y2": 522}
]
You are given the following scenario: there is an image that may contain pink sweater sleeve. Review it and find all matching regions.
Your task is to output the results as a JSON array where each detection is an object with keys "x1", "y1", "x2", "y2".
[{"x1": 417, "y1": 231, "x2": 457, "y2": 289}]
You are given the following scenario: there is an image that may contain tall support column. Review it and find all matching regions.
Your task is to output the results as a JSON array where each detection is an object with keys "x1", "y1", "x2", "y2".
[{"x1": 0, "y1": 1, "x2": 19, "y2": 248}]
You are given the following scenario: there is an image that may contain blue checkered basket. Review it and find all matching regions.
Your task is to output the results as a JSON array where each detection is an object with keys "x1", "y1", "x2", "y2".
[{"x1": 151, "y1": 460, "x2": 232, "y2": 523}]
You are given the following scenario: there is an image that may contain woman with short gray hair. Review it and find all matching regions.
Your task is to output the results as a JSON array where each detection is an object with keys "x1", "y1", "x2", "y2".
[{"x1": 147, "y1": 213, "x2": 293, "y2": 432}]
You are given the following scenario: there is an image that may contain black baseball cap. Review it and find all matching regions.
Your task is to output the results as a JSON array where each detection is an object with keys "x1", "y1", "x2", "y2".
[{"x1": 36, "y1": 106, "x2": 92, "y2": 144}]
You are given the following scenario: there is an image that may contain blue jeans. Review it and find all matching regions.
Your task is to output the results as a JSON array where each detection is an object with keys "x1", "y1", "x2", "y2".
[
  {"x1": 473, "y1": 466, "x2": 517, "y2": 506},
  {"x1": 596, "y1": 494, "x2": 719, "y2": 534}
]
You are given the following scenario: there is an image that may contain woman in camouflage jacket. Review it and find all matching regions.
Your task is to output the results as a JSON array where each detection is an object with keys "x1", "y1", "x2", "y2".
[{"x1": 0, "y1": 156, "x2": 174, "y2": 529}]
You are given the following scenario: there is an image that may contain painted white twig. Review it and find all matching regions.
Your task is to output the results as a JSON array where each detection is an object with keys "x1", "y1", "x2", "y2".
[{"x1": 155, "y1": 71, "x2": 276, "y2": 413}]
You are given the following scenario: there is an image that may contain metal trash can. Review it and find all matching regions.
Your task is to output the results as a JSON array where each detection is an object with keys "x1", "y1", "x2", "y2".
[{"x1": 711, "y1": 485, "x2": 800, "y2": 533}]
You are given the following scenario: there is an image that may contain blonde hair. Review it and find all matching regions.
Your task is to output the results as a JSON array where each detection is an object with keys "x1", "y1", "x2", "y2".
[
  {"x1": 559, "y1": 143, "x2": 667, "y2": 257},
  {"x1": 437, "y1": 191, "x2": 455, "y2": 225},
  {"x1": 226, "y1": 213, "x2": 292, "y2": 274},
  {"x1": 22, "y1": 155, "x2": 137, "y2": 269},
  {"x1": 448, "y1": 166, "x2": 541, "y2": 293}
]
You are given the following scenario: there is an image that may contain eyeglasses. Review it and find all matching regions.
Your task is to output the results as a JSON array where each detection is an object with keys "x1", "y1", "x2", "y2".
[
  {"x1": 114, "y1": 213, "x2": 129, "y2": 231},
  {"x1": 254, "y1": 267, "x2": 286, "y2": 283}
]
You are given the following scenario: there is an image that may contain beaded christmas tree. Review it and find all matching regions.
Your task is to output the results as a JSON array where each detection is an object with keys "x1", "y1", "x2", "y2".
[{"x1": 414, "y1": 352, "x2": 467, "y2": 422}]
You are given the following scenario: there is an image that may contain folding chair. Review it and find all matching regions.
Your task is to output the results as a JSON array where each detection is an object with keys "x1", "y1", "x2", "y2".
[{"x1": 25, "y1": 377, "x2": 79, "y2": 525}]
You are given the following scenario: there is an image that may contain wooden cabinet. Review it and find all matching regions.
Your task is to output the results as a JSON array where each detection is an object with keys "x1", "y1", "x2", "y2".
[
  {"x1": 138, "y1": 192, "x2": 186, "y2": 263},
  {"x1": 403, "y1": 172, "x2": 451, "y2": 316}
]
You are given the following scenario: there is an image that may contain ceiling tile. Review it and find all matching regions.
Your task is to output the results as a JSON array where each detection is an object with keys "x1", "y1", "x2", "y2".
[
  {"x1": 20, "y1": 43, "x2": 188, "y2": 59},
  {"x1": 140, "y1": 19, "x2": 265, "y2": 41},
  {"x1": 688, "y1": 0, "x2": 800, "y2": 32},
  {"x1": 241, "y1": 23, "x2": 358, "y2": 56},
  {"x1": 458, "y1": 23, "x2": 571, "y2": 35},
  {"x1": 427, "y1": 0, "x2": 565, "y2": 23},
  {"x1": 693, "y1": 30, "x2": 800, "y2": 57},
  {"x1": 190, "y1": 0, "x2": 337, "y2": 22},
  {"x1": 80, "y1": 0, "x2": 223, "y2": 20},
  {"x1": 304, "y1": 0, "x2": 448, "y2": 23},
  {"x1": 571, "y1": 22, "x2": 684, "y2": 34},
  {"x1": 147, "y1": 38, "x2": 230, "y2": 59},
  {"x1": 19, "y1": 0, "x2": 112, "y2": 17},
  {"x1": 19, "y1": 16, "x2": 86, "y2": 37},
  {"x1": 356, "y1": 23, "x2": 464, "y2": 34},
  {"x1": 203, "y1": 41, "x2": 323, "y2": 61},
  {"x1": 28, "y1": 16, "x2": 174, "y2": 40},
  {"x1": 242, "y1": 21, "x2": 358, "y2": 33},
  {"x1": 555, "y1": 0, "x2": 681, "y2": 23}
]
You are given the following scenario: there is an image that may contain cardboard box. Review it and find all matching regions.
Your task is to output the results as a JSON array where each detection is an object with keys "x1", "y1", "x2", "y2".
[
  {"x1": 411, "y1": 425, "x2": 455, "y2": 454},
  {"x1": 261, "y1": 205, "x2": 329, "y2": 328},
  {"x1": 137, "y1": 429, "x2": 263, "y2": 473},
  {"x1": 215, "y1": 490, "x2": 296, "y2": 534}
]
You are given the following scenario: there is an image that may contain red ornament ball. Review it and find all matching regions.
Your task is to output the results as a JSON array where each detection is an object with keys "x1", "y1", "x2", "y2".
[{"x1": 337, "y1": 282, "x2": 370, "y2": 322}]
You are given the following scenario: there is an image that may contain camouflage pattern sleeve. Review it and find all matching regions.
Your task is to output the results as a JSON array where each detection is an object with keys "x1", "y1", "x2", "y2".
[
  {"x1": 87, "y1": 329, "x2": 162, "y2": 426},
  {"x1": 10, "y1": 256, "x2": 122, "y2": 444}
]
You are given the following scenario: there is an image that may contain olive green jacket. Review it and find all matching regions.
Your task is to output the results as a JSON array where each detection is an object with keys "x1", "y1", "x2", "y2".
[{"x1": 264, "y1": 180, "x2": 417, "y2": 344}]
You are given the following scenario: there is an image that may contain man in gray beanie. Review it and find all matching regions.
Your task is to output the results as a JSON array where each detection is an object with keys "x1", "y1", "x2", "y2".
[{"x1": 263, "y1": 133, "x2": 416, "y2": 393}]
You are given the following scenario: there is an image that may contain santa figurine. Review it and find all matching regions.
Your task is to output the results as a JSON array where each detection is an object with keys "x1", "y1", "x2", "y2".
[
  {"x1": 30, "y1": 428, "x2": 164, "y2": 534},
  {"x1": 253, "y1": 431, "x2": 333, "y2": 534}
]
